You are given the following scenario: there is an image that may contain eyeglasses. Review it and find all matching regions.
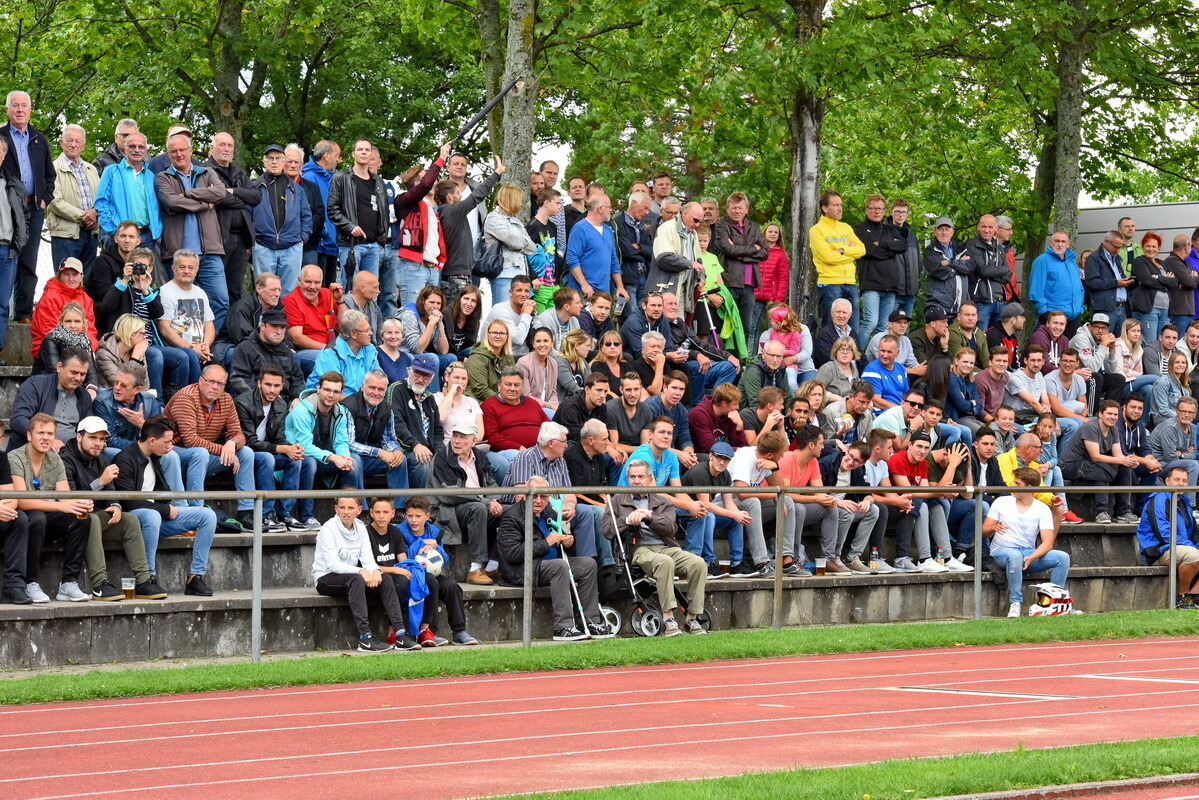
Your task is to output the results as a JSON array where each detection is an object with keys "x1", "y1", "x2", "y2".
[
  {"x1": 354, "y1": 327, "x2": 372, "y2": 334},
  {"x1": 844, "y1": 454, "x2": 864, "y2": 467},
  {"x1": 201, "y1": 377, "x2": 227, "y2": 387},
  {"x1": 603, "y1": 341, "x2": 621, "y2": 347},
  {"x1": 488, "y1": 330, "x2": 507, "y2": 337},
  {"x1": 905, "y1": 400, "x2": 925, "y2": 409}
]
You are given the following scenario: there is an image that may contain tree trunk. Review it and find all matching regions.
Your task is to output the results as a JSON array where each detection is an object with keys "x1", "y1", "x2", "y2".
[
  {"x1": 1050, "y1": 0, "x2": 1089, "y2": 239},
  {"x1": 500, "y1": 0, "x2": 535, "y2": 217},
  {"x1": 475, "y1": 0, "x2": 505, "y2": 154}
]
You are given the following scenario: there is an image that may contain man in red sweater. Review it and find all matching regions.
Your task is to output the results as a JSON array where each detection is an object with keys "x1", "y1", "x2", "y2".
[
  {"x1": 481, "y1": 367, "x2": 548, "y2": 483},
  {"x1": 165, "y1": 363, "x2": 258, "y2": 529}
]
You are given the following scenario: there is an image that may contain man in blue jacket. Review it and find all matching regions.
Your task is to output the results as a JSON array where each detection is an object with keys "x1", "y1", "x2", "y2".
[
  {"x1": 252, "y1": 144, "x2": 312, "y2": 294},
  {"x1": 94, "y1": 131, "x2": 161, "y2": 253},
  {"x1": 301, "y1": 140, "x2": 342, "y2": 284},
  {"x1": 1, "y1": 90, "x2": 55, "y2": 321},
  {"x1": 1137, "y1": 465, "x2": 1199, "y2": 608},
  {"x1": 1028, "y1": 231, "x2": 1083, "y2": 327},
  {"x1": 1084, "y1": 230, "x2": 1135, "y2": 335}
]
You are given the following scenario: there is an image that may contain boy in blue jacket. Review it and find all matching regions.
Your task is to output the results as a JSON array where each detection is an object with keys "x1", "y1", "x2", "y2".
[{"x1": 1137, "y1": 466, "x2": 1199, "y2": 608}]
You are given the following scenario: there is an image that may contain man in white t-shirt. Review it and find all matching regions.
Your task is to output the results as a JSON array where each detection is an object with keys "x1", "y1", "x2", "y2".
[
  {"x1": 157, "y1": 248, "x2": 216, "y2": 365},
  {"x1": 728, "y1": 431, "x2": 807, "y2": 575},
  {"x1": 983, "y1": 465, "x2": 1072, "y2": 618}
]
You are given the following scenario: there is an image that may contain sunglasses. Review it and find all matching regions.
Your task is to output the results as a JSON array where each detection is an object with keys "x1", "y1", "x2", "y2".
[{"x1": 905, "y1": 400, "x2": 925, "y2": 409}]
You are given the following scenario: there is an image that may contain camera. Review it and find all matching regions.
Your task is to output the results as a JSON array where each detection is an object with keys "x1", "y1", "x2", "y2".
[{"x1": 132, "y1": 263, "x2": 148, "y2": 275}]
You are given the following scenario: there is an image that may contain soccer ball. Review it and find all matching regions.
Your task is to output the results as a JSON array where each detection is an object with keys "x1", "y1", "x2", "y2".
[{"x1": 416, "y1": 549, "x2": 444, "y2": 577}]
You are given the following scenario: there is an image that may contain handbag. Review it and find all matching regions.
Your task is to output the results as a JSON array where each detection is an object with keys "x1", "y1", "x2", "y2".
[{"x1": 473, "y1": 232, "x2": 504, "y2": 280}]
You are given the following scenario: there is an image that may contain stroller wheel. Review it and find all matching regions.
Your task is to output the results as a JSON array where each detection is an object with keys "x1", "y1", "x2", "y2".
[
  {"x1": 695, "y1": 609, "x2": 713, "y2": 632},
  {"x1": 631, "y1": 604, "x2": 663, "y2": 637},
  {"x1": 600, "y1": 605, "x2": 622, "y2": 635}
]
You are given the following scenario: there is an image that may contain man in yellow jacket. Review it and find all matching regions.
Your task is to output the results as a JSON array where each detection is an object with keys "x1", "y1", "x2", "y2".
[
  {"x1": 809, "y1": 189, "x2": 866, "y2": 329},
  {"x1": 996, "y1": 432, "x2": 1064, "y2": 532}
]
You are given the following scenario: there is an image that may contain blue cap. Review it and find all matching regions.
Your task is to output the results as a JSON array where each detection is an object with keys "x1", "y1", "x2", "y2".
[
  {"x1": 409, "y1": 353, "x2": 438, "y2": 376},
  {"x1": 710, "y1": 442, "x2": 735, "y2": 459}
]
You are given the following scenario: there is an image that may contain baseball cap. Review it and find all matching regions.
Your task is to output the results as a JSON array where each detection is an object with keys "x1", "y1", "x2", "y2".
[
  {"x1": 888, "y1": 308, "x2": 910, "y2": 323},
  {"x1": 58, "y1": 257, "x2": 83, "y2": 273},
  {"x1": 924, "y1": 306, "x2": 948, "y2": 322},
  {"x1": 710, "y1": 442, "x2": 735, "y2": 459},
  {"x1": 77, "y1": 416, "x2": 109, "y2": 435},
  {"x1": 263, "y1": 143, "x2": 285, "y2": 156},
  {"x1": 450, "y1": 422, "x2": 478, "y2": 436},
  {"x1": 409, "y1": 353, "x2": 438, "y2": 375},
  {"x1": 934, "y1": 216, "x2": 954, "y2": 228},
  {"x1": 910, "y1": 432, "x2": 932, "y2": 444},
  {"x1": 166, "y1": 123, "x2": 192, "y2": 139},
  {"x1": 260, "y1": 308, "x2": 288, "y2": 326},
  {"x1": 1000, "y1": 302, "x2": 1026, "y2": 320},
  {"x1": 1090, "y1": 312, "x2": 1110, "y2": 326}
]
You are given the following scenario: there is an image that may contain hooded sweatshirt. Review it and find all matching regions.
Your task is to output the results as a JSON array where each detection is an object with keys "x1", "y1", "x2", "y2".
[{"x1": 312, "y1": 515, "x2": 379, "y2": 583}]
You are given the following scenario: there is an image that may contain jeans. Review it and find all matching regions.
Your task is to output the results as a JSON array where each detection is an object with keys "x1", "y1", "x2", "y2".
[
  {"x1": 50, "y1": 230, "x2": 98, "y2": 276},
  {"x1": 0, "y1": 244, "x2": 17, "y2": 348},
  {"x1": 295, "y1": 348, "x2": 321, "y2": 377},
  {"x1": 1127, "y1": 374, "x2": 1158, "y2": 398},
  {"x1": 895, "y1": 295, "x2": 916, "y2": 316},
  {"x1": 193, "y1": 253, "x2": 230, "y2": 332},
  {"x1": 989, "y1": 545, "x2": 1070, "y2": 603},
  {"x1": 685, "y1": 358, "x2": 738, "y2": 398},
  {"x1": 1172, "y1": 314, "x2": 1194, "y2": 333},
  {"x1": 975, "y1": 301, "x2": 1006, "y2": 334},
  {"x1": 253, "y1": 452, "x2": 303, "y2": 517},
  {"x1": 172, "y1": 446, "x2": 212, "y2": 507},
  {"x1": 685, "y1": 512, "x2": 744, "y2": 566},
  {"x1": 931, "y1": 497, "x2": 985, "y2": 553},
  {"x1": 859, "y1": 290, "x2": 898, "y2": 348},
  {"x1": 338, "y1": 242, "x2": 381, "y2": 286},
  {"x1": 13, "y1": 201, "x2": 43, "y2": 318},
  {"x1": 148, "y1": 344, "x2": 200, "y2": 395},
  {"x1": 351, "y1": 453, "x2": 410, "y2": 507},
  {"x1": 574, "y1": 504, "x2": 615, "y2": 566},
  {"x1": 380, "y1": 244, "x2": 401, "y2": 318},
  {"x1": 491, "y1": 276, "x2": 513, "y2": 307},
  {"x1": 130, "y1": 505, "x2": 218, "y2": 576},
  {"x1": 1105, "y1": 305, "x2": 1128, "y2": 337},
  {"x1": 729, "y1": 286, "x2": 756, "y2": 343},
  {"x1": 399, "y1": 258, "x2": 439, "y2": 308},
  {"x1": 253, "y1": 242, "x2": 303, "y2": 294},
  {"x1": 936, "y1": 423, "x2": 963, "y2": 446},
  {"x1": 298, "y1": 456, "x2": 357, "y2": 519},
  {"x1": 1055, "y1": 416, "x2": 1082, "y2": 452},
  {"x1": 816, "y1": 283, "x2": 859, "y2": 331},
  {"x1": 194, "y1": 448, "x2": 257, "y2": 511},
  {"x1": 1133, "y1": 308, "x2": 1172, "y2": 345},
  {"x1": 486, "y1": 449, "x2": 519, "y2": 485}
]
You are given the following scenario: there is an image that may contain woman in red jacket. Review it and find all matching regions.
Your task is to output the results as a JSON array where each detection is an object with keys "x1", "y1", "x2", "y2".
[
  {"x1": 30, "y1": 257, "x2": 99, "y2": 358},
  {"x1": 751, "y1": 223, "x2": 789, "y2": 342}
]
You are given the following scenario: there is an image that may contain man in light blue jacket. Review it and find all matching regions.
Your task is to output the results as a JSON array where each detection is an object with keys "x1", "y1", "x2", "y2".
[{"x1": 1027, "y1": 231, "x2": 1083, "y2": 325}]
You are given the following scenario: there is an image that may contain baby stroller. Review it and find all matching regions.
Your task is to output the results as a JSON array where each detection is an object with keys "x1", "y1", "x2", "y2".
[
  {"x1": 548, "y1": 496, "x2": 622, "y2": 636},
  {"x1": 606, "y1": 500, "x2": 713, "y2": 637}
]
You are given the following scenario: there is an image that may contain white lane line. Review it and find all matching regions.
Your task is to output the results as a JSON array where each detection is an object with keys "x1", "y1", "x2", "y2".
[
  {"x1": 4, "y1": 637, "x2": 1193, "y2": 717},
  {"x1": 19, "y1": 695, "x2": 1199, "y2": 800},
  {"x1": 8, "y1": 685, "x2": 1199, "y2": 782},
  {"x1": 1077, "y1": 674, "x2": 1199, "y2": 685},
  {"x1": 12, "y1": 651, "x2": 1199, "y2": 740},
  {"x1": 885, "y1": 687, "x2": 1077, "y2": 700}
]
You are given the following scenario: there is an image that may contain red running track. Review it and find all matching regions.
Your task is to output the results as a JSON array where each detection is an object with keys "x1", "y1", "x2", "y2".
[{"x1": 4, "y1": 637, "x2": 1199, "y2": 799}]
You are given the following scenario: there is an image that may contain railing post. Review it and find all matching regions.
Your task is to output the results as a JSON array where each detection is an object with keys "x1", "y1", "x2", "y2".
[
  {"x1": 1169, "y1": 490, "x2": 1178, "y2": 610},
  {"x1": 522, "y1": 489, "x2": 535, "y2": 647},
  {"x1": 772, "y1": 490, "x2": 784, "y2": 629},
  {"x1": 973, "y1": 487, "x2": 984, "y2": 620},
  {"x1": 251, "y1": 495, "x2": 263, "y2": 663}
]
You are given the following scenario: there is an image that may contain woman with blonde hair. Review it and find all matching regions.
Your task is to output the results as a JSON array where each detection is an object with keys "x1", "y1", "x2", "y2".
[
  {"x1": 1112, "y1": 318, "x2": 1157, "y2": 397},
  {"x1": 34, "y1": 301, "x2": 98, "y2": 384},
  {"x1": 93, "y1": 312, "x2": 153, "y2": 388},
  {"x1": 555, "y1": 328, "x2": 593, "y2": 398},
  {"x1": 434, "y1": 361, "x2": 485, "y2": 444},
  {"x1": 482, "y1": 184, "x2": 537, "y2": 305},
  {"x1": 465, "y1": 319, "x2": 516, "y2": 402},
  {"x1": 1152, "y1": 350, "x2": 1193, "y2": 426}
]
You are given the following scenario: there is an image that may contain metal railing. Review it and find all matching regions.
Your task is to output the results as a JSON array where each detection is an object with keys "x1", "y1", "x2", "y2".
[{"x1": 10, "y1": 481, "x2": 1187, "y2": 661}]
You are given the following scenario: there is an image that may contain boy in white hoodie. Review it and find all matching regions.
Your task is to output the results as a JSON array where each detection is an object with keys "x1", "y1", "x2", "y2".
[{"x1": 312, "y1": 496, "x2": 411, "y2": 652}]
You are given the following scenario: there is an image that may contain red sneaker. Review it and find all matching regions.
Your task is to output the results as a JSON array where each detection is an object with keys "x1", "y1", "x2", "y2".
[
  {"x1": 1061, "y1": 511, "x2": 1083, "y2": 525},
  {"x1": 417, "y1": 629, "x2": 437, "y2": 647}
]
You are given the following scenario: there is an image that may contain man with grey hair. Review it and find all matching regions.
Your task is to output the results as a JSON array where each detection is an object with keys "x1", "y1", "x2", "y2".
[
  {"x1": 502, "y1": 419, "x2": 601, "y2": 561},
  {"x1": 341, "y1": 367, "x2": 410, "y2": 504},
  {"x1": 390, "y1": 352, "x2": 442, "y2": 491},
  {"x1": 0, "y1": 136, "x2": 27, "y2": 349},
  {"x1": 94, "y1": 118, "x2": 139, "y2": 174},
  {"x1": 47, "y1": 124, "x2": 100, "y2": 273},
  {"x1": 306, "y1": 307, "x2": 379, "y2": 397},
  {"x1": 565, "y1": 192, "x2": 627, "y2": 303},
  {"x1": 205, "y1": 131, "x2": 261, "y2": 304},
  {"x1": 1, "y1": 90, "x2": 55, "y2": 321},
  {"x1": 658, "y1": 195, "x2": 681, "y2": 222},
  {"x1": 1084, "y1": 229, "x2": 1134, "y2": 335},
  {"x1": 649, "y1": 201, "x2": 706, "y2": 320},
  {"x1": 157, "y1": 248, "x2": 215, "y2": 366},
  {"x1": 615, "y1": 190, "x2": 655, "y2": 316},
  {"x1": 250, "y1": 142, "x2": 311, "y2": 294},
  {"x1": 700, "y1": 196, "x2": 720, "y2": 225},
  {"x1": 994, "y1": 214, "x2": 1020, "y2": 304},
  {"x1": 301, "y1": 138, "x2": 342, "y2": 283},
  {"x1": 427, "y1": 418, "x2": 503, "y2": 584},
  {"x1": 94, "y1": 130, "x2": 160, "y2": 250},
  {"x1": 285, "y1": 144, "x2": 326, "y2": 270}
]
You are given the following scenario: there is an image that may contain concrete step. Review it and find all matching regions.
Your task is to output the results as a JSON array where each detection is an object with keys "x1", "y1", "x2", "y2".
[{"x1": 0, "y1": 567, "x2": 1171, "y2": 669}]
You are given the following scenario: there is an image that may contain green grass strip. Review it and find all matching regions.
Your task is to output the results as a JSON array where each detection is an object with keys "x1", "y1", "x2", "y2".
[
  {"x1": 508, "y1": 735, "x2": 1199, "y2": 799},
  {"x1": 3, "y1": 609, "x2": 1198, "y2": 706}
]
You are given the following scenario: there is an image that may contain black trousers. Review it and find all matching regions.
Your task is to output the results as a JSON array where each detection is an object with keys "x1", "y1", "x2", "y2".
[
  {"x1": 224, "y1": 243, "x2": 250, "y2": 304},
  {"x1": 26, "y1": 510, "x2": 88, "y2": 584},
  {"x1": 1, "y1": 511, "x2": 30, "y2": 593},
  {"x1": 424, "y1": 573, "x2": 467, "y2": 633},
  {"x1": 316, "y1": 571, "x2": 406, "y2": 638}
]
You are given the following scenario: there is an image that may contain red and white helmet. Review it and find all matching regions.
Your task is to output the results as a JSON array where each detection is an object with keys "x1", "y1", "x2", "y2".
[{"x1": 1028, "y1": 583, "x2": 1072, "y2": 616}]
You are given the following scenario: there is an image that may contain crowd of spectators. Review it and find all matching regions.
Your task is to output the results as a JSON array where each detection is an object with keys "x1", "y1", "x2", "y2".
[{"x1": 2, "y1": 91, "x2": 1195, "y2": 636}]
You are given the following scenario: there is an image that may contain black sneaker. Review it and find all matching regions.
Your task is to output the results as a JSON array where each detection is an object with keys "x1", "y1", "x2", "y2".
[
  {"x1": 91, "y1": 581, "x2": 123, "y2": 601},
  {"x1": 729, "y1": 563, "x2": 762, "y2": 578},
  {"x1": 235, "y1": 511, "x2": 255, "y2": 531},
  {"x1": 392, "y1": 632, "x2": 421, "y2": 651},
  {"x1": 587, "y1": 621, "x2": 616, "y2": 639},
  {"x1": 283, "y1": 516, "x2": 309, "y2": 532},
  {"x1": 2, "y1": 585, "x2": 31, "y2": 605},
  {"x1": 357, "y1": 634, "x2": 391, "y2": 652},
  {"x1": 553, "y1": 626, "x2": 589, "y2": 641},
  {"x1": 184, "y1": 574, "x2": 213, "y2": 596},
  {"x1": 706, "y1": 563, "x2": 727, "y2": 579},
  {"x1": 264, "y1": 515, "x2": 286, "y2": 533},
  {"x1": 135, "y1": 579, "x2": 168, "y2": 600}
]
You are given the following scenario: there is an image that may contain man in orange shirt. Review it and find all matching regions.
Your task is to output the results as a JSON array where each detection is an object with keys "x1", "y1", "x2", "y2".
[{"x1": 777, "y1": 425, "x2": 852, "y2": 574}]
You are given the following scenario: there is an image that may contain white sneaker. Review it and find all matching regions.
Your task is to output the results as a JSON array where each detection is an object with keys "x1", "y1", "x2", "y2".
[
  {"x1": 55, "y1": 581, "x2": 89, "y2": 602},
  {"x1": 26, "y1": 581, "x2": 50, "y2": 604},
  {"x1": 661, "y1": 617, "x2": 681, "y2": 637},
  {"x1": 918, "y1": 558, "x2": 950, "y2": 573},
  {"x1": 944, "y1": 555, "x2": 974, "y2": 573},
  {"x1": 846, "y1": 558, "x2": 872, "y2": 574},
  {"x1": 892, "y1": 556, "x2": 920, "y2": 573},
  {"x1": 1007, "y1": 601, "x2": 1021, "y2": 618},
  {"x1": 873, "y1": 558, "x2": 896, "y2": 574}
]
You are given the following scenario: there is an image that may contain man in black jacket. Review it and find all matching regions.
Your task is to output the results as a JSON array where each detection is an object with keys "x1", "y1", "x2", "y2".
[
  {"x1": 661, "y1": 291, "x2": 738, "y2": 403},
  {"x1": 496, "y1": 476, "x2": 608, "y2": 641},
  {"x1": 614, "y1": 191, "x2": 654, "y2": 318},
  {"x1": 434, "y1": 158, "x2": 502, "y2": 307},
  {"x1": 205, "y1": 132, "x2": 261, "y2": 304},
  {"x1": 816, "y1": 441, "x2": 881, "y2": 573},
  {"x1": 215, "y1": 272, "x2": 282, "y2": 367},
  {"x1": 556, "y1": 372, "x2": 610, "y2": 442},
  {"x1": 237, "y1": 365, "x2": 305, "y2": 531},
  {"x1": 8, "y1": 349, "x2": 93, "y2": 451},
  {"x1": 427, "y1": 422, "x2": 504, "y2": 583},
  {"x1": 85, "y1": 225, "x2": 159, "y2": 334},
  {"x1": 114, "y1": 416, "x2": 219, "y2": 596},
  {"x1": 1, "y1": 90, "x2": 55, "y2": 321},
  {"x1": 390, "y1": 354, "x2": 442, "y2": 490},
  {"x1": 854, "y1": 194, "x2": 908, "y2": 347},
  {"x1": 342, "y1": 369, "x2": 410, "y2": 503},
  {"x1": 228, "y1": 307, "x2": 304, "y2": 401},
  {"x1": 0, "y1": 136, "x2": 29, "y2": 350},
  {"x1": 60, "y1": 417, "x2": 166, "y2": 601},
  {"x1": 327, "y1": 137, "x2": 396, "y2": 286},
  {"x1": 953, "y1": 214, "x2": 1010, "y2": 334}
]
